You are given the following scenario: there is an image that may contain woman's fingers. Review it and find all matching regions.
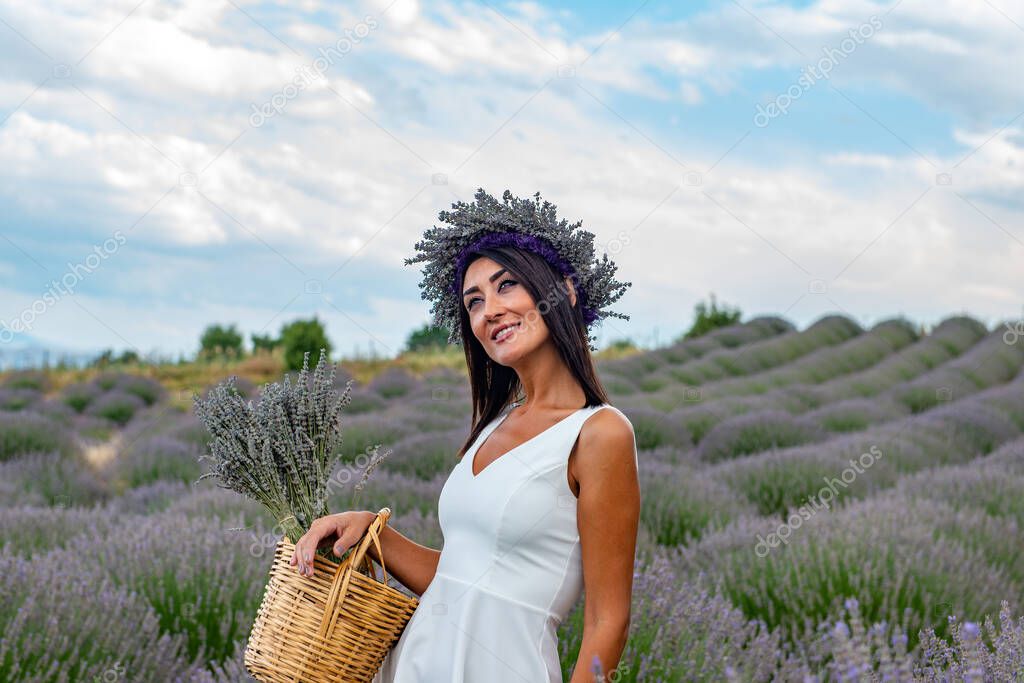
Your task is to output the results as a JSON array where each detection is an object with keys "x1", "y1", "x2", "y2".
[
  {"x1": 333, "y1": 525, "x2": 362, "y2": 557},
  {"x1": 287, "y1": 513, "x2": 365, "y2": 577},
  {"x1": 291, "y1": 516, "x2": 352, "y2": 577},
  {"x1": 295, "y1": 540, "x2": 314, "y2": 576},
  {"x1": 293, "y1": 521, "x2": 329, "y2": 577}
]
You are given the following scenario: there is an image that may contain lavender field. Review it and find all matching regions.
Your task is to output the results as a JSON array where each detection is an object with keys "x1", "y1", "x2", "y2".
[{"x1": 2, "y1": 314, "x2": 1024, "y2": 682}]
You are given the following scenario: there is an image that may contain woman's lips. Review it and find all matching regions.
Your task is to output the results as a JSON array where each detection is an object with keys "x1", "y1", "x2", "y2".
[{"x1": 493, "y1": 322, "x2": 520, "y2": 343}]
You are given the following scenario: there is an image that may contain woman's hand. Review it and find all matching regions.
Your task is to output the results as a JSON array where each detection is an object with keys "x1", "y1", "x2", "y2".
[{"x1": 289, "y1": 510, "x2": 375, "y2": 577}]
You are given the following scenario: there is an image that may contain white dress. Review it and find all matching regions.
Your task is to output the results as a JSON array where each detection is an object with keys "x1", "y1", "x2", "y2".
[{"x1": 372, "y1": 402, "x2": 629, "y2": 683}]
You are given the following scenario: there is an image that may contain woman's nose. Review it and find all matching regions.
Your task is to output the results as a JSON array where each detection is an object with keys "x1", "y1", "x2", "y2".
[{"x1": 483, "y1": 293, "x2": 506, "y2": 319}]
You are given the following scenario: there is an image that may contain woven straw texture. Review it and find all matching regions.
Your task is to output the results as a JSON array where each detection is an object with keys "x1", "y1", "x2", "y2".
[{"x1": 244, "y1": 507, "x2": 419, "y2": 682}]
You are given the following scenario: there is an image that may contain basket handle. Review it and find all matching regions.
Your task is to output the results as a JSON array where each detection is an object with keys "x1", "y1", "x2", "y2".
[
  {"x1": 316, "y1": 506, "x2": 393, "y2": 641},
  {"x1": 357, "y1": 507, "x2": 391, "y2": 583}
]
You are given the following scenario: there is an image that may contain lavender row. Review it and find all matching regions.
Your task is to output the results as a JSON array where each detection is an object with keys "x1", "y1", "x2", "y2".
[
  {"x1": 558, "y1": 544, "x2": 1024, "y2": 681},
  {"x1": 668, "y1": 492, "x2": 1021, "y2": 653},
  {"x1": 634, "y1": 314, "x2": 864, "y2": 400},
  {"x1": 710, "y1": 370, "x2": 1024, "y2": 516},
  {"x1": 0, "y1": 546, "x2": 201, "y2": 681},
  {"x1": 0, "y1": 411, "x2": 75, "y2": 462},
  {"x1": 598, "y1": 316, "x2": 794, "y2": 394},
  {"x1": 699, "y1": 323, "x2": 1018, "y2": 463},
  {"x1": 655, "y1": 317, "x2": 920, "y2": 405},
  {"x1": 620, "y1": 316, "x2": 985, "y2": 457},
  {"x1": 0, "y1": 451, "x2": 108, "y2": 508}
]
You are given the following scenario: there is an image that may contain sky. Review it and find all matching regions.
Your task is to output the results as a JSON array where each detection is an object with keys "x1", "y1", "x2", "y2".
[{"x1": 1, "y1": 0, "x2": 1022, "y2": 361}]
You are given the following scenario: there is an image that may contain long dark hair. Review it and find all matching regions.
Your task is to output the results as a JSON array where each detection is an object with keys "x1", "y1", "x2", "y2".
[{"x1": 455, "y1": 245, "x2": 610, "y2": 460}]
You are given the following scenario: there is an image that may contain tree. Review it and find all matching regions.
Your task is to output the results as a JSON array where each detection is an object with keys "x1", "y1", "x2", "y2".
[
  {"x1": 251, "y1": 332, "x2": 280, "y2": 353},
  {"x1": 682, "y1": 293, "x2": 742, "y2": 340},
  {"x1": 280, "y1": 317, "x2": 332, "y2": 371},
  {"x1": 90, "y1": 349, "x2": 114, "y2": 368},
  {"x1": 199, "y1": 323, "x2": 244, "y2": 359},
  {"x1": 89, "y1": 348, "x2": 140, "y2": 367},
  {"x1": 405, "y1": 323, "x2": 451, "y2": 352},
  {"x1": 118, "y1": 349, "x2": 140, "y2": 364}
]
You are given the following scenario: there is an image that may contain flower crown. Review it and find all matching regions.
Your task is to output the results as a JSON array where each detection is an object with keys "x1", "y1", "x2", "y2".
[{"x1": 404, "y1": 188, "x2": 631, "y2": 350}]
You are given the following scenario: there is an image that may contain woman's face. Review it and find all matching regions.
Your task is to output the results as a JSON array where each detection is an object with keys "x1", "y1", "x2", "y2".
[{"x1": 461, "y1": 256, "x2": 547, "y2": 363}]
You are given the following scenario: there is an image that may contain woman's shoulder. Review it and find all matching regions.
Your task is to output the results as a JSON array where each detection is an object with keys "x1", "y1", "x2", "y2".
[
  {"x1": 589, "y1": 402, "x2": 630, "y2": 421},
  {"x1": 583, "y1": 403, "x2": 634, "y2": 437},
  {"x1": 578, "y1": 403, "x2": 637, "y2": 468}
]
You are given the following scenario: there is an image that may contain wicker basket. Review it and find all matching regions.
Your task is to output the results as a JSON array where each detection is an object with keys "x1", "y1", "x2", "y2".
[{"x1": 244, "y1": 507, "x2": 420, "y2": 683}]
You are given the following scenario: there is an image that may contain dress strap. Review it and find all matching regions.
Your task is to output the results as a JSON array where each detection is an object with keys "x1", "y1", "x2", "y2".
[{"x1": 565, "y1": 404, "x2": 638, "y2": 468}]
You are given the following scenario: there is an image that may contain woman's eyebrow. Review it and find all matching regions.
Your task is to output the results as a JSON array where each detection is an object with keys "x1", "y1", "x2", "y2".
[{"x1": 462, "y1": 268, "x2": 508, "y2": 298}]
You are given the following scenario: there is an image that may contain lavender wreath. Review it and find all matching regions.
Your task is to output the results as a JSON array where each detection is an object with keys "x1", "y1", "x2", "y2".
[{"x1": 404, "y1": 187, "x2": 632, "y2": 350}]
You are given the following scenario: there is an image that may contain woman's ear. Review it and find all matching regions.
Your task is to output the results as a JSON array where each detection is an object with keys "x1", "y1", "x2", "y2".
[{"x1": 563, "y1": 276, "x2": 577, "y2": 308}]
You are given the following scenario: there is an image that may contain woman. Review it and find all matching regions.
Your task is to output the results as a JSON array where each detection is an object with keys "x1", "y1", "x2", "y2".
[{"x1": 290, "y1": 188, "x2": 640, "y2": 682}]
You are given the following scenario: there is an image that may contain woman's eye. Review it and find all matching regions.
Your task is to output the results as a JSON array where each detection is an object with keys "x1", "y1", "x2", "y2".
[{"x1": 466, "y1": 279, "x2": 517, "y2": 310}]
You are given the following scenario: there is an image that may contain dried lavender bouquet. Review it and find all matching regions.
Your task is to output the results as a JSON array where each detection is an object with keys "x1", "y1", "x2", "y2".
[{"x1": 193, "y1": 349, "x2": 355, "y2": 548}]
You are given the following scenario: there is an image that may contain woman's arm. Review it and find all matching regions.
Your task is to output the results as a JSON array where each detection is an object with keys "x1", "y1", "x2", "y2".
[
  {"x1": 569, "y1": 409, "x2": 640, "y2": 682},
  {"x1": 361, "y1": 515, "x2": 442, "y2": 598},
  {"x1": 292, "y1": 511, "x2": 441, "y2": 597}
]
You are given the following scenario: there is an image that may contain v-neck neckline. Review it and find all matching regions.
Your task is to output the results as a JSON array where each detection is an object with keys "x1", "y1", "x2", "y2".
[{"x1": 469, "y1": 403, "x2": 591, "y2": 479}]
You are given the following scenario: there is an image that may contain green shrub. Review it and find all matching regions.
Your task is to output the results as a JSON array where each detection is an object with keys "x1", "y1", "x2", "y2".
[{"x1": 0, "y1": 412, "x2": 73, "y2": 462}]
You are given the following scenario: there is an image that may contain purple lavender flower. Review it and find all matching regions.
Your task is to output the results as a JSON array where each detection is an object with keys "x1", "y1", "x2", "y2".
[
  {"x1": 0, "y1": 410, "x2": 73, "y2": 461},
  {"x1": 192, "y1": 351, "x2": 365, "y2": 545},
  {"x1": 106, "y1": 434, "x2": 203, "y2": 490},
  {"x1": 0, "y1": 546, "x2": 195, "y2": 680},
  {"x1": 367, "y1": 367, "x2": 419, "y2": 399},
  {"x1": 86, "y1": 390, "x2": 146, "y2": 425},
  {"x1": 61, "y1": 381, "x2": 100, "y2": 413}
]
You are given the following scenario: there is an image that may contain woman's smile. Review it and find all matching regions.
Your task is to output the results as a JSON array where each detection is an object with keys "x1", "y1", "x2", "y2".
[{"x1": 493, "y1": 322, "x2": 521, "y2": 343}]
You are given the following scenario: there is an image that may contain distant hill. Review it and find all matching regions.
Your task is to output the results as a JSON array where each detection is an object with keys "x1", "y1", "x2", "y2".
[{"x1": 0, "y1": 333, "x2": 100, "y2": 370}]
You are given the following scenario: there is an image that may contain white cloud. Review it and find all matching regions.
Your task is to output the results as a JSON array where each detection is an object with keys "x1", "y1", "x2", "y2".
[
  {"x1": 374, "y1": 0, "x2": 420, "y2": 26},
  {"x1": 823, "y1": 152, "x2": 898, "y2": 169},
  {"x1": 679, "y1": 82, "x2": 703, "y2": 105},
  {"x1": 507, "y1": 2, "x2": 551, "y2": 25},
  {"x1": 873, "y1": 29, "x2": 969, "y2": 55},
  {"x1": 1, "y1": 0, "x2": 1022, "y2": 355}
]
